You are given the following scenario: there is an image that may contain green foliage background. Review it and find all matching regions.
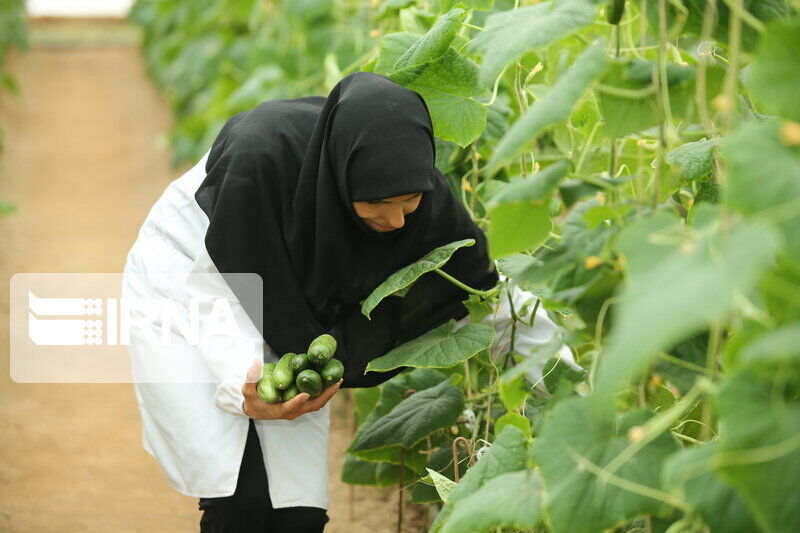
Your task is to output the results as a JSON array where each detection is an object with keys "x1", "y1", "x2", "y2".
[
  {"x1": 132, "y1": 0, "x2": 800, "y2": 531},
  {"x1": 0, "y1": 0, "x2": 26, "y2": 216}
]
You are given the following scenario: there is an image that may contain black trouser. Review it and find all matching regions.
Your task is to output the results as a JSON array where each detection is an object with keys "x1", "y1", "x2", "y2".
[{"x1": 198, "y1": 419, "x2": 330, "y2": 532}]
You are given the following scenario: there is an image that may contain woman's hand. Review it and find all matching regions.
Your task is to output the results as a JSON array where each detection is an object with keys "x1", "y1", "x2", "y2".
[{"x1": 241, "y1": 359, "x2": 343, "y2": 420}]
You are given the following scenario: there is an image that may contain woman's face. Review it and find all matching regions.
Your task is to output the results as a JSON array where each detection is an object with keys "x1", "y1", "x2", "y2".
[{"x1": 352, "y1": 192, "x2": 423, "y2": 232}]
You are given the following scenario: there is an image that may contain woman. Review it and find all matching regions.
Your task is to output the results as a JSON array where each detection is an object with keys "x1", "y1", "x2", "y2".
[{"x1": 122, "y1": 71, "x2": 570, "y2": 532}]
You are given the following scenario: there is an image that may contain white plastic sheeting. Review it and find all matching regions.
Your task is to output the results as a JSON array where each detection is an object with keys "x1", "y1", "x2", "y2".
[{"x1": 27, "y1": 0, "x2": 135, "y2": 18}]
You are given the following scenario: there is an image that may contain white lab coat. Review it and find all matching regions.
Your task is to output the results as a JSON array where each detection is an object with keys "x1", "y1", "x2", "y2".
[{"x1": 121, "y1": 151, "x2": 577, "y2": 509}]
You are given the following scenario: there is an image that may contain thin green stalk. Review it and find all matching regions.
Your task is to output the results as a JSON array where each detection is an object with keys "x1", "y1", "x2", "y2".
[
  {"x1": 722, "y1": 0, "x2": 744, "y2": 134},
  {"x1": 565, "y1": 445, "x2": 692, "y2": 513},
  {"x1": 696, "y1": 0, "x2": 718, "y2": 138},
  {"x1": 720, "y1": 0, "x2": 766, "y2": 33},
  {"x1": 701, "y1": 323, "x2": 723, "y2": 440},
  {"x1": 433, "y1": 267, "x2": 500, "y2": 298},
  {"x1": 601, "y1": 380, "x2": 711, "y2": 481}
]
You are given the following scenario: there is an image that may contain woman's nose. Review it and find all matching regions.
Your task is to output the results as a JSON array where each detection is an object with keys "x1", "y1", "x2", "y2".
[{"x1": 385, "y1": 208, "x2": 405, "y2": 229}]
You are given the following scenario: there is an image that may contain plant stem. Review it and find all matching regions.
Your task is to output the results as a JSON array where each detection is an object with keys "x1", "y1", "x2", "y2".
[
  {"x1": 696, "y1": 0, "x2": 718, "y2": 138},
  {"x1": 433, "y1": 267, "x2": 499, "y2": 298},
  {"x1": 398, "y1": 447, "x2": 405, "y2": 533},
  {"x1": 701, "y1": 323, "x2": 723, "y2": 440},
  {"x1": 602, "y1": 380, "x2": 710, "y2": 480}
]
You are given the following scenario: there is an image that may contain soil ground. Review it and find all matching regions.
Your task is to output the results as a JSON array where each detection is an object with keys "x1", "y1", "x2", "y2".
[{"x1": 0, "y1": 19, "x2": 427, "y2": 533}]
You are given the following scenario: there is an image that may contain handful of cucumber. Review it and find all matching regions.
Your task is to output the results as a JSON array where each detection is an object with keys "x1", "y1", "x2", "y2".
[{"x1": 257, "y1": 334, "x2": 344, "y2": 403}]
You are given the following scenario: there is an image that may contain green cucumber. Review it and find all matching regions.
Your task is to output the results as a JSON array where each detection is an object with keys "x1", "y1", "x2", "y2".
[
  {"x1": 308, "y1": 334, "x2": 337, "y2": 365},
  {"x1": 291, "y1": 352, "x2": 311, "y2": 374},
  {"x1": 281, "y1": 384, "x2": 302, "y2": 402},
  {"x1": 606, "y1": 0, "x2": 625, "y2": 25},
  {"x1": 257, "y1": 363, "x2": 280, "y2": 404},
  {"x1": 319, "y1": 358, "x2": 344, "y2": 386},
  {"x1": 296, "y1": 369, "x2": 323, "y2": 398},
  {"x1": 272, "y1": 352, "x2": 297, "y2": 390}
]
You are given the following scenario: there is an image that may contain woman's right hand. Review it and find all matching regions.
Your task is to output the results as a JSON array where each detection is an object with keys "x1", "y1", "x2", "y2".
[{"x1": 240, "y1": 360, "x2": 342, "y2": 420}]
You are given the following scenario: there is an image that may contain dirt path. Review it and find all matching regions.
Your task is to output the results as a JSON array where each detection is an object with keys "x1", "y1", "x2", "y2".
[{"x1": 0, "y1": 20, "x2": 424, "y2": 533}]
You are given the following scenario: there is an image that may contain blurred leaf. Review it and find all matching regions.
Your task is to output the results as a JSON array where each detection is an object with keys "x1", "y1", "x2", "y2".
[
  {"x1": 722, "y1": 120, "x2": 800, "y2": 259},
  {"x1": 0, "y1": 199, "x2": 17, "y2": 216},
  {"x1": 596, "y1": 210, "x2": 778, "y2": 399},
  {"x1": 431, "y1": 425, "x2": 530, "y2": 532},
  {"x1": 467, "y1": 0, "x2": 596, "y2": 87},
  {"x1": 494, "y1": 412, "x2": 531, "y2": 436},
  {"x1": 486, "y1": 160, "x2": 570, "y2": 258},
  {"x1": 663, "y1": 444, "x2": 761, "y2": 533},
  {"x1": 666, "y1": 138, "x2": 717, "y2": 182},
  {"x1": 486, "y1": 39, "x2": 608, "y2": 174},
  {"x1": 440, "y1": 470, "x2": 543, "y2": 533},
  {"x1": 737, "y1": 324, "x2": 800, "y2": 374},
  {"x1": 716, "y1": 374, "x2": 800, "y2": 533},
  {"x1": 499, "y1": 369, "x2": 529, "y2": 411},
  {"x1": 597, "y1": 60, "x2": 724, "y2": 138},
  {"x1": 533, "y1": 398, "x2": 680, "y2": 533},
  {"x1": 747, "y1": 17, "x2": 800, "y2": 120}
]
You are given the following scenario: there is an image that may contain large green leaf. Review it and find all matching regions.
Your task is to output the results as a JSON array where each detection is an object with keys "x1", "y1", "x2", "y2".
[
  {"x1": 341, "y1": 453, "x2": 380, "y2": 485},
  {"x1": 485, "y1": 39, "x2": 608, "y2": 174},
  {"x1": 341, "y1": 452, "x2": 420, "y2": 488},
  {"x1": 375, "y1": 32, "x2": 419, "y2": 75},
  {"x1": 366, "y1": 319, "x2": 495, "y2": 372},
  {"x1": 748, "y1": 17, "x2": 800, "y2": 121},
  {"x1": 738, "y1": 324, "x2": 800, "y2": 372},
  {"x1": 361, "y1": 239, "x2": 476, "y2": 319},
  {"x1": 532, "y1": 398, "x2": 680, "y2": 533},
  {"x1": 440, "y1": 470, "x2": 543, "y2": 533},
  {"x1": 431, "y1": 425, "x2": 530, "y2": 532},
  {"x1": 390, "y1": 47, "x2": 486, "y2": 146},
  {"x1": 663, "y1": 444, "x2": 760, "y2": 533},
  {"x1": 596, "y1": 210, "x2": 779, "y2": 399},
  {"x1": 665, "y1": 138, "x2": 717, "y2": 182},
  {"x1": 351, "y1": 378, "x2": 464, "y2": 452},
  {"x1": 352, "y1": 369, "x2": 447, "y2": 468},
  {"x1": 486, "y1": 159, "x2": 570, "y2": 258},
  {"x1": 392, "y1": 6, "x2": 465, "y2": 71},
  {"x1": 722, "y1": 120, "x2": 800, "y2": 259},
  {"x1": 716, "y1": 374, "x2": 800, "y2": 533},
  {"x1": 467, "y1": 0, "x2": 596, "y2": 87}
]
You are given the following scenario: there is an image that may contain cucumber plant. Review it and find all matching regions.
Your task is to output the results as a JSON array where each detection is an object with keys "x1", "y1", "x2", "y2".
[{"x1": 134, "y1": 1, "x2": 800, "y2": 531}]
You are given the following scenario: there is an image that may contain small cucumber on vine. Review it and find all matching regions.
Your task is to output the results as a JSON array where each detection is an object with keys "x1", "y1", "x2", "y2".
[{"x1": 606, "y1": 0, "x2": 625, "y2": 25}]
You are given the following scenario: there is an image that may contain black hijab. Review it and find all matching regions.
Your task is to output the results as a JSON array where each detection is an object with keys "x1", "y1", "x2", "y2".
[{"x1": 195, "y1": 71, "x2": 498, "y2": 387}]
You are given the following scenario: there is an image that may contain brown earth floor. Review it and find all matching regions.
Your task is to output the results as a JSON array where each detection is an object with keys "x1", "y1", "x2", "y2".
[{"x1": 0, "y1": 20, "x2": 426, "y2": 533}]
